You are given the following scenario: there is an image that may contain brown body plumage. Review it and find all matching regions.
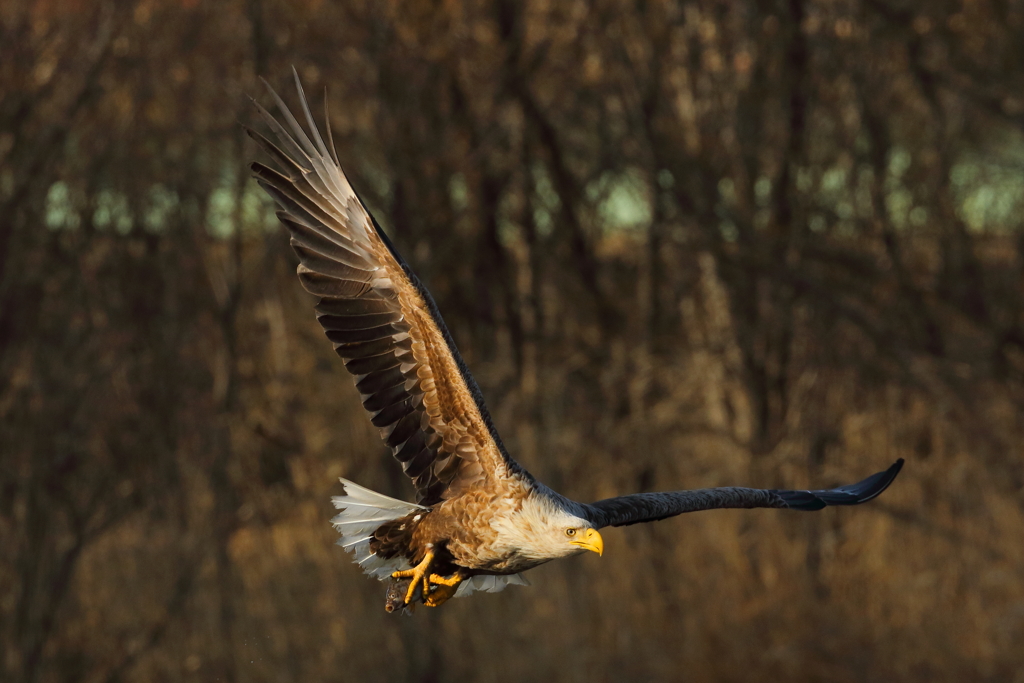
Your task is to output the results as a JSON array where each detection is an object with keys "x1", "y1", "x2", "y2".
[
  {"x1": 370, "y1": 482, "x2": 539, "y2": 577},
  {"x1": 249, "y1": 71, "x2": 904, "y2": 611}
]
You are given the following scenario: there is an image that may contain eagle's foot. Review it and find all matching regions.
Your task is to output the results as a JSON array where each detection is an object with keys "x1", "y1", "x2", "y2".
[
  {"x1": 422, "y1": 572, "x2": 464, "y2": 608},
  {"x1": 391, "y1": 550, "x2": 435, "y2": 605}
]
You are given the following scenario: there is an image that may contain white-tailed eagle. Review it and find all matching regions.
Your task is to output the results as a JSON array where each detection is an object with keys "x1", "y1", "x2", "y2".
[{"x1": 248, "y1": 71, "x2": 903, "y2": 612}]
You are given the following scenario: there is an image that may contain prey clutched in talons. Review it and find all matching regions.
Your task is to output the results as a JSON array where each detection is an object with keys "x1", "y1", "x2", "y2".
[
  {"x1": 386, "y1": 552, "x2": 466, "y2": 612},
  {"x1": 385, "y1": 576, "x2": 415, "y2": 614},
  {"x1": 391, "y1": 549, "x2": 436, "y2": 605}
]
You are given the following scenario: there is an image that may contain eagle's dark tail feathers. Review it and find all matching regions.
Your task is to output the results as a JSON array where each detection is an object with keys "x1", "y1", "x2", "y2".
[{"x1": 776, "y1": 458, "x2": 905, "y2": 511}]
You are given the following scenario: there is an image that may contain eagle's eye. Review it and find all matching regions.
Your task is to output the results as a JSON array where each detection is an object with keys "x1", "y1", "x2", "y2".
[{"x1": 565, "y1": 528, "x2": 577, "y2": 537}]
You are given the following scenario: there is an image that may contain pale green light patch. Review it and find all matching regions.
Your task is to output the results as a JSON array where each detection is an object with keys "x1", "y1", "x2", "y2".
[
  {"x1": 449, "y1": 173, "x2": 469, "y2": 213},
  {"x1": 951, "y1": 145, "x2": 1024, "y2": 233},
  {"x1": 531, "y1": 164, "x2": 560, "y2": 237},
  {"x1": 795, "y1": 168, "x2": 814, "y2": 193},
  {"x1": 144, "y1": 185, "x2": 178, "y2": 233},
  {"x1": 497, "y1": 216, "x2": 519, "y2": 247},
  {"x1": 719, "y1": 221, "x2": 738, "y2": 242},
  {"x1": 45, "y1": 181, "x2": 80, "y2": 230},
  {"x1": 754, "y1": 177, "x2": 772, "y2": 205},
  {"x1": 888, "y1": 148, "x2": 911, "y2": 178},
  {"x1": 600, "y1": 171, "x2": 651, "y2": 229},
  {"x1": 533, "y1": 206, "x2": 553, "y2": 236},
  {"x1": 886, "y1": 188, "x2": 913, "y2": 227},
  {"x1": 93, "y1": 190, "x2": 133, "y2": 234},
  {"x1": 496, "y1": 191, "x2": 521, "y2": 247},
  {"x1": 955, "y1": 183, "x2": 1023, "y2": 232},
  {"x1": 533, "y1": 165, "x2": 560, "y2": 209},
  {"x1": 657, "y1": 169, "x2": 674, "y2": 189},
  {"x1": 821, "y1": 167, "x2": 847, "y2": 193},
  {"x1": 241, "y1": 186, "x2": 278, "y2": 232},
  {"x1": 207, "y1": 187, "x2": 236, "y2": 238},
  {"x1": 585, "y1": 169, "x2": 651, "y2": 231},
  {"x1": 717, "y1": 177, "x2": 735, "y2": 204},
  {"x1": 950, "y1": 162, "x2": 978, "y2": 187}
]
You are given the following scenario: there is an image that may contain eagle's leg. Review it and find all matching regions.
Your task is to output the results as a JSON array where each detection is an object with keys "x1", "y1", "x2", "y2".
[
  {"x1": 391, "y1": 549, "x2": 435, "y2": 605},
  {"x1": 422, "y1": 572, "x2": 465, "y2": 608}
]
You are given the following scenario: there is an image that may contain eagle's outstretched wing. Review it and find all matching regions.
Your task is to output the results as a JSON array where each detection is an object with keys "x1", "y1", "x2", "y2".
[
  {"x1": 248, "y1": 70, "x2": 528, "y2": 505},
  {"x1": 584, "y1": 459, "x2": 903, "y2": 528}
]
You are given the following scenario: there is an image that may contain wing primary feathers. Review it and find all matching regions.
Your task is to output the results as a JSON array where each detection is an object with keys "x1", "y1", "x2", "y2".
[
  {"x1": 259, "y1": 75, "x2": 319, "y2": 162},
  {"x1": 584, "y1": 459, "x2": 904, "y2": 528},
  {"x1": 257, "y1": 78, "x2": 353, "y2": 221},
  {"x1": 291, "y1": 66, "x2": 333, "y2": 161},
  {"x1": 323, "y1": 87, "x2": 341, "y2": 167},
  {"x1": 251, "y1": 96, "x2": 313, "y2": 172},
  {"x1": 244, "y1": 126, "x2": 304, "y2": 180},
  {"x1": 251, "y1": 74, "x2": 532, "y2": 505},
  {"x1": 288, "y1": 67, "x2": 349, "y2": 203},
  {"x1": 775, "y1": 458, "x2": 904, "y2": 511}
]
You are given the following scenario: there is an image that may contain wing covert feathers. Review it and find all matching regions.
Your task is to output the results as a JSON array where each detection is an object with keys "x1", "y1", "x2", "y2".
[
  {"x1": 585, "y1": 459, "x2": 904, "y2": 528},
  {"x1": 250, "y1": 71, "x2": 524, "y2": 505}
]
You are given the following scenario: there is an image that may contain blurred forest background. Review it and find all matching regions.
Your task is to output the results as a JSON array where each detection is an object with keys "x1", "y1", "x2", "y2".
[{"x1": 2, "y1": 0, "x2": 1024, "y2": 681}]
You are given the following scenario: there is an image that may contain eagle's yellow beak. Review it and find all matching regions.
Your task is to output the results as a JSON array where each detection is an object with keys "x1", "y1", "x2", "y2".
[{"x1": 569, "y1": 528, "x2": 604, "y2": 556}]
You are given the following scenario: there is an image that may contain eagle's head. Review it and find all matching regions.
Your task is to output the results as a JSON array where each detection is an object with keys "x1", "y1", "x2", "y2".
[{"x1": 498, "y1": 491, "x2": 604, "y2": 561}]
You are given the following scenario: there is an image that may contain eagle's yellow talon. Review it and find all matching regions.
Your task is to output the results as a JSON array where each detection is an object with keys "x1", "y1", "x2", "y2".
[
  {"x1": 422, "y1": 572, "x2": 464, "y2": 607},
  {"x1": 428, "y1": 573, "x2": 462, "y2": 587},
  {"x1": 391, "y1": 549, "x2": 436, "y2": 605},
  {"x1": 389, "y1": 556, "x2": 464, "y2": 608}
]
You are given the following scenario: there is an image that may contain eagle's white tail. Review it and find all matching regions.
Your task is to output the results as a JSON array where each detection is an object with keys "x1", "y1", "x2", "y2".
[{"x1": 330, "y1": 478, "x2": 426, "y2": 579}]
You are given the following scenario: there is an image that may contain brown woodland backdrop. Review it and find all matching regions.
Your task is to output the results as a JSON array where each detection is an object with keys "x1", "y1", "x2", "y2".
[{"x1": 3, "y1": 0, "x2": 1024, "y2": 681}]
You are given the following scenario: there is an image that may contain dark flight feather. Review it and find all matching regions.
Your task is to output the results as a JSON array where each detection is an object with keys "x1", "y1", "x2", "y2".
[{"x1": 584, "y1": 459, "x2": 904, "y2": 528}]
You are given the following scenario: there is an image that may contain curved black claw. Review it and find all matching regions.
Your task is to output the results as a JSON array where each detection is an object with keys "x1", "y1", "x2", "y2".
[{"x1": 776, "y1": 458, "x2": 905, "y2": 511}]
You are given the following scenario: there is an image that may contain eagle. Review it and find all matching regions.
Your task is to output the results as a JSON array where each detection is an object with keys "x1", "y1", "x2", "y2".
[{"x1": 248, "y1": 71, "x2": 904, "y2": 612}]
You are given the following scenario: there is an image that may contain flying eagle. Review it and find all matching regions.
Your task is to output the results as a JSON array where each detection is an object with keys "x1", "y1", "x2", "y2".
[{"x1": 248, "y1": 72, "x2": 904, "y2": 611}]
